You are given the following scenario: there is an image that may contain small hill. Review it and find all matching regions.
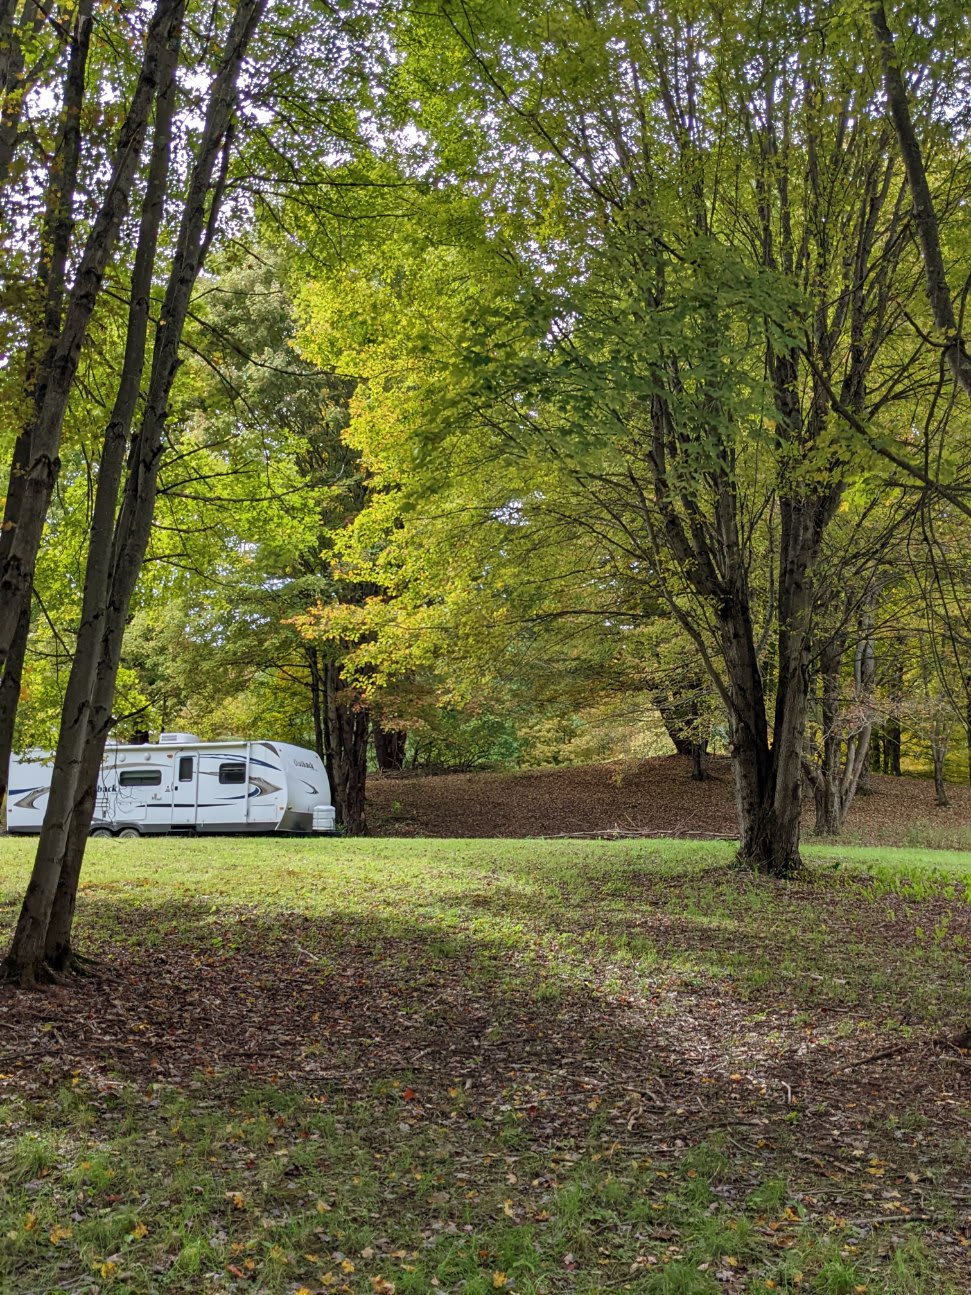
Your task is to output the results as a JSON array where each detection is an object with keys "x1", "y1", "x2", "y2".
[{"x1": 367, "y1": 754, "x2": 971, "y2": 847}]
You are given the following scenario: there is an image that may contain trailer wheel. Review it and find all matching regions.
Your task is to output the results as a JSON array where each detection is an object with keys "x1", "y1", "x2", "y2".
[
  {"x1": 117, "y1": 828, "x2": 141, "y2": 839},
  {"x1": 90, "y1": 829, "x2": 113, "y2": 839}
]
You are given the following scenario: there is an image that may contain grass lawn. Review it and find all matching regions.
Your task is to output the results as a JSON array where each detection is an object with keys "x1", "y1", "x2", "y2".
[{"x1": 0, "y1": 836, "x2": 969, "y2": 1295}]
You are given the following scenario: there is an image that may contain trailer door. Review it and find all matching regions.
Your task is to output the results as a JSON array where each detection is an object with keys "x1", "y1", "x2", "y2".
[{"x1": 170, "y1": 753, "x2": 198, "y2": 827}]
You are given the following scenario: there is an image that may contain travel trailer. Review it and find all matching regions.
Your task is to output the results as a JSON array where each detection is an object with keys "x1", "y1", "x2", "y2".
[{"x1": 6, "y1": 734, "x2": 337, "y2": 837}]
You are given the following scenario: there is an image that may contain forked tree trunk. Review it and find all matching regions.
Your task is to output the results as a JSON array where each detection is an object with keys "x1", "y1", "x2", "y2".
[
  {"x1": 2, "y1": 0, "x2": 264, "y2": 982},
  {"x1": 11, "y1": 5, "x2": 184, "y2": 977},
  {"x1": 0, "y1": 0, "x2": 179, "y2": 800}
]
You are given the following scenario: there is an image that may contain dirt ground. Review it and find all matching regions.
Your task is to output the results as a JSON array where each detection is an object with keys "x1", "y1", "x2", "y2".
[{"x1": 367, "y1": 754, "x2": 971, "y2": 845}]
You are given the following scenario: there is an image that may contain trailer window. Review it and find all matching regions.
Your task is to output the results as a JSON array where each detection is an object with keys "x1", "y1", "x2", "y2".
[
  {"x1": 119, "y1": 769, "x2": 162, "y2": 786},
  {"x1": 218, "y1": 763, "x2": 246, "y2": 784},
  {"x1": 178, "y1": 756, "x2": 194, "y2": 781}
]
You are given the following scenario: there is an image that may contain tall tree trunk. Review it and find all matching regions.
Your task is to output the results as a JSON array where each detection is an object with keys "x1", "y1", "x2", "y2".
[
  {"x1": 323, "y1": 663, "x2": 368, "y2": 834},
  {"x1": 0, "y1": 0, "x2": 179, "y2": 795},
  {"x1": 932, "y1": 728, "x2": 950, "y2": 808},
  {"x1": 3, "y1": 0, "x2": 263, "y2": 982}
]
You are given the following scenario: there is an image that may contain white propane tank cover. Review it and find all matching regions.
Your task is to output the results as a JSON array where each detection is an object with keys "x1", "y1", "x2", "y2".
[{"x1": 159, "y1": 733, "x2": 201, "y2": 744}]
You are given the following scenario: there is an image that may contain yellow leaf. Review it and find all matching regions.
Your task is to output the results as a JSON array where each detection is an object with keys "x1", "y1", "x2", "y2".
[
  {"x1": 98, "y1": 1261, "x2": 118, "y2": 1280},
  {"x1": 226, "y1": 1191, "x2": 246, "y2": 1209},
  {"x1": 49, "y1": 1225, "x2": 73, "y2": 1245},
  {"x1": 316, "y1": 1199, "x2": 332, "y2": 1212},
  {"x1": 23, "y1": 1213, "x2": 37, "y2": 1232},
  {"x1": 341, "y1": 1259, "x2": 356, "y2": 1273},
  {"x1": 492, "y1": 1274, "x2": 508, "y2": 1289},
  {"x1": 371, "y1": 1280, "x2": 396, "y2": 1294},
  {"x1": 130, "y1": 1222, "x2": 149, "y2": 1239}
]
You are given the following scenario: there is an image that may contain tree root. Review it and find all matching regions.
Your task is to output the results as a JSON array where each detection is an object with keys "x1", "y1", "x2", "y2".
[{"x1": 0, "y1": 949, "x2": 103, "y2": 988}]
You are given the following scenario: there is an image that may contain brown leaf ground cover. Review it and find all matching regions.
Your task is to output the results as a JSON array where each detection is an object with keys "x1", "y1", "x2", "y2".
[
  {"x1": 0, "y1": 836, "x2": 969, "y2": 1295},
  {"x1": 366, "y1": 757, "x2": 971, "y2": 848}
]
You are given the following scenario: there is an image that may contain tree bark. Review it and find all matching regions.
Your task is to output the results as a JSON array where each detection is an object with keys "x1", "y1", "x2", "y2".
[
  {"x1": 0, "y1": 600, "x2": 29, "y2": 813},
  {"x1": 870, "y1": 0, "x2": 971, "y2": 399},
  {"x1": 323, "y1": 662, "x2": 369, "y2": 834},
  {"x1": 307, "y1": 646, "x2": 326, "y2": 763},
  {"x1": 0, "y1": 0, "x2": 46, "y2": 190},
  {"x1": 932, "y1": 732, "x2": 950, "y2": 808},
  {"x1": 373, "y1": 722, "x2": 407, "y2": 771}
]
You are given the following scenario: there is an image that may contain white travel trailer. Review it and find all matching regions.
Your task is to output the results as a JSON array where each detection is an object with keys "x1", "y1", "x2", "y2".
[{"x1": 6, "y1": 734, "x2": 337, "y2": 837}]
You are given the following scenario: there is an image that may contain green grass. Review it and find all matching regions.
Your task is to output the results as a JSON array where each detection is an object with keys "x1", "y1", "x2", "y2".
[{"x1": 1, "y1": 836, "x2": 969, "y2": 1295}]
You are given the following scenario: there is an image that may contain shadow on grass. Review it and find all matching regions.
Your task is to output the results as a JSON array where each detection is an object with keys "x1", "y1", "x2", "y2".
[{"x1": 1, "y1": 882, "x2": 969, "y2": 1295}]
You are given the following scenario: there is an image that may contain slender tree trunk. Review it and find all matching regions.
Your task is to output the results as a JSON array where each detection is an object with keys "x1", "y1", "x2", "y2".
[
  {"x1": 810, "y1": 618, "x2": 874, "y2": 836},
  {"x1": 307, "y1": 646, "x2": 326, "y2": 763},
  {"x1": 871, "y1": 0, "x2": 971, "y2": 400},
  {"x1": 0, "y1": 0, "x2": 44, "y2": 189},
  {"x1": 884, "y1": 717, "x2": 901, "y2": 775},
  {"x1": 932, "y1": 734, "x2": 950, "y2": 808},
  {"x1": 0, "y1": 600, "x2": 29, "y2": 814}
]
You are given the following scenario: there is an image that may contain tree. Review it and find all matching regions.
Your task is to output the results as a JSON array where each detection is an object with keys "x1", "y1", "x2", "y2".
[{"x1": 299, "y1": 0, "x2": 947, "y2": 874}]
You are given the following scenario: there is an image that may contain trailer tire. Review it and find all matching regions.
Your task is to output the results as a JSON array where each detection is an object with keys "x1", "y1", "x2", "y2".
[
  {"x1": 117, "y1": 828, "x2": 141, "y2": 839},
  {"x1": 90, "y1": 829, "x2": 113, "y2": 839}
]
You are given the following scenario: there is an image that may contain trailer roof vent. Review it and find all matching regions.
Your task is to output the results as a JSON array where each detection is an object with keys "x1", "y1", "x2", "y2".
[{"x1": 159, "y1": 732, "x2": 201, "y2": 745}]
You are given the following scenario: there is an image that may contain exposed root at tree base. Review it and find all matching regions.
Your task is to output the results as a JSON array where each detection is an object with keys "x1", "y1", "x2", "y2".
[{"x1": 0, "y1": 949, "x2": 104, "y2": 989}]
